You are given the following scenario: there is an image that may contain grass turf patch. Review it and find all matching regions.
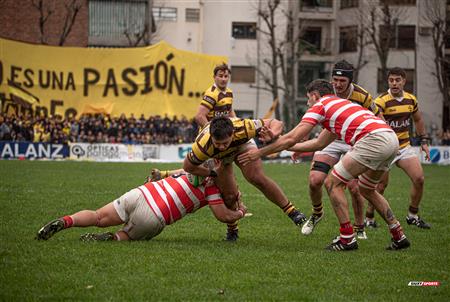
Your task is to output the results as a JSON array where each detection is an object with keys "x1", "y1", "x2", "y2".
[{"x1": 0, "y1": 160, "x2": 448, "y2": 301}]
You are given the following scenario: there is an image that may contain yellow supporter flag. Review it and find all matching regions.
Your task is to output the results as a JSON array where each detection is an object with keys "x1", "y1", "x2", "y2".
[
  {"x1": 0, "y1": 38, "x2": 227, "y2": 118},
  {"x1": 263, "y1": 98, "x2": 279, "y2": 119}
]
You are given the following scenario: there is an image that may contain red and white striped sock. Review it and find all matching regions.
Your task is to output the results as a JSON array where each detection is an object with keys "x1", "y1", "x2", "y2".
[
  {"x1": 339, "y1": 221, "x2": 354, "y2": 244},
  {"x1": 389, "y1": 222, "x2": 405, "y2": 241},
  {"x1": 62, "y1": 215, "x2": 73, "y2": 229}
]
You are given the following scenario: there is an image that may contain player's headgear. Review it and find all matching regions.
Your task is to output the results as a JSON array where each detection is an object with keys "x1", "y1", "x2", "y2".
[{"x1": 332, "y1": 60, "x2": 354, "y2": 83}]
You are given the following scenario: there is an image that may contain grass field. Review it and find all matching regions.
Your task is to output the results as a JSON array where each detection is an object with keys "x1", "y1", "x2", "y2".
[{"x1": 0, "y1": 160, "x2": 448, "y2": 301}]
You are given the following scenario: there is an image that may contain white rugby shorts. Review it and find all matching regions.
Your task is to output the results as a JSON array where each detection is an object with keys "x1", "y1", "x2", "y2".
[{"x1": 113, "y1": 188, "x2": 165, "y2": 240}]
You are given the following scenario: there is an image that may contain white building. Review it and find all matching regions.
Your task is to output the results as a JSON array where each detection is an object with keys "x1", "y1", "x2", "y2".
[{"x1": 89, "y1": 0, "x2": 448, "y2": 130}]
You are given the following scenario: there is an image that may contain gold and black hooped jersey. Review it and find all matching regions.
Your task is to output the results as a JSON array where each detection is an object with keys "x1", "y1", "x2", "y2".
[
  {"x1": 348, "y1": 83, "x2": 379, "y2": 115},
  {"x1": 187, "y1": 118, "x2": 264, "y2": 165},
  {"x1": 375, "y1": 91, "x2": 418, "y2": 149},
  {"x1": 200, "y1": 85, "x2": 233, "y2": 121}
]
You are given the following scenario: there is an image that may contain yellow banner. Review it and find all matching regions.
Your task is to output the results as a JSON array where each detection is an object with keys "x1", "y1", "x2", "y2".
[{"x1": 0, "y1": 38, "x2": 227, "y2": 118}]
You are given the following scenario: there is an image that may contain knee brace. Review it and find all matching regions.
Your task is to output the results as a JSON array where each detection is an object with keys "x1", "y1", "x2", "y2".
[{"x1": 311, "y1": 161, "x2": 332, "y2": 174}]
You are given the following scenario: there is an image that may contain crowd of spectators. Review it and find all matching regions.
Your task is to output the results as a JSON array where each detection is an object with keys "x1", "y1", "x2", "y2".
[
  {"x1": 1, "y1": 111, "x2": 450, "y2": 146},
  {"x1": 0, "y1": 112, "x2": 199, "y2": 145}
]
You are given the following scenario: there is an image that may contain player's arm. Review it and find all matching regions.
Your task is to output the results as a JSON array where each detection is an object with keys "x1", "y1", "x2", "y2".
[
  {"x1": 412, "y1": 110, "x2": 431, "y2": 160},
  {"x1": 209, "y1": 203, "x2": 245, "y2": 224},
  {"x1": 238, "y1": 122, "x2": 314, "y2": 165},
  {"x1": 183, "y1": 156, "x2": 216, "y2": 177},
  {"x1": 195, "y1": 105, "x2": 210, "y2": 128},
  {"x1": 288, "y1": 129, "x2": 337, "y2": 152}
]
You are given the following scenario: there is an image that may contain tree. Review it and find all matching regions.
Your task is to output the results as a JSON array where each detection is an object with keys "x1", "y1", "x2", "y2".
[
  {"x1": 31, "y1": 0, "x2": 53, "y2": 45},
  {"x1": 253, "y1": 0, "x2": 313, "y2": 130},
  {"x1": 424, "y1": 0, "x2": 450, "y2": 128},
  {"x1": 364, "y1": 0, "x2": 405, "y2": 91},
  {"x1": 353, "y1": 7, "x2": 373, "y2": 83},
  {"x1": 31, "y1": 0, "x2": 82, "y2": 46},
  {"x1": 123, "y1": 0, "x2": 156, "y2": 47}
]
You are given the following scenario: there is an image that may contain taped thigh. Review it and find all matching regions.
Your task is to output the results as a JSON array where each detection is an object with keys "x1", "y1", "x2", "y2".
[
  {"x1": 331, "y1": 161, "x2": 354, "y2": 184},
  {"x1": 358, "y1": 173, "x2": 381, "y2": 190}
]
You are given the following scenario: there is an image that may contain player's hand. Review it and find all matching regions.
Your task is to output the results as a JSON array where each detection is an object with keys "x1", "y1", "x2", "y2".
[
  {"x1": 258, "y1": 126, "x2": 275, "y2": 143},
  {"x1": 237, "y1": 149, "x2": 260, "y2": 166},
  {"x1": 291, "y1": 152, "x2": 302, "y2": 163},
  {"x1": 421, "y1": 144, "x2": 430, "y2": 161}
]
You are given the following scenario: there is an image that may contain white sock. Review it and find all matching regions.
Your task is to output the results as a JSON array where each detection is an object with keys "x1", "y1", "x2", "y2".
[{"x1": 408, "y1": 212, "x2": 418, "y2": 219}]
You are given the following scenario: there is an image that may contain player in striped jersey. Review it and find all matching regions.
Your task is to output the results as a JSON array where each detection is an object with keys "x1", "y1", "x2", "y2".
[
  {"x1": 148, "y1": 63, "x2": 236, "y2": 182},
  {"x1": 298, "y1": 60, "x2": 379, "y2": 239},
  {"x1": 36, "y1": 173, "x2": 246, "y2": 241},
  {"x1": 365, "y1": 67, "x2": 431, "y2": 229},
  {"x1": 195, "y1": 63, "x2": 236, "y2": 127},
  {"x1": 239, "y1": 79, "x2": 410, "y2": 251},
  {"x1": 183, "y1": 116, "x2": 307, "y2": 241}
]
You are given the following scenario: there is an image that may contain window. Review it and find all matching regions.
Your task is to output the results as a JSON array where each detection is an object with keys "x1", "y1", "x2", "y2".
[
  {"x1": 232, "y1": 22, "x2": 256, "y2": 39},
  {"x1": 380, "y1": 25, "x2": 415, "y2": 49},
  {"x1": 301, "y1": 27, "x2": 322, "y2": 51},
  {"x1": 377, "y1": 68, "x2": 415, "y2": 93},
  {"x1": 89, "y1": 0, "x2": 147, "y2": 39},
  {"x1": 300, "y1": 0, "x2": 333, "y2": 8},
  {"x1": 185, "y1": 8, "x2": 200, "y2": 22},
  {"x1": 300, "y1": 0, "x2": 333, "y2": 11},
  {"x1": 230, "y1": 66, "x2": 256, "y2": 83},
  {"x1": 380, "y1": 0, "x2": 416, "y2": 5},
  {"x1": 339, "y1": 26, "x2": 357, "y2": 52},
  {"x1": 446, "y1": 21, "x2": 450, "y2": 48},
  {"x1": 235, "y1": 110, "x2": 254, "y2": 119},
  {"x1": 153, "y1": 7, "x2": 177, "y2": 22},
  {"x1": 340, "y1": 0, "x2": 358, "y2": 9},
  {"x1": 297, "y1": 62, "x2": 327, "y2": 97}
]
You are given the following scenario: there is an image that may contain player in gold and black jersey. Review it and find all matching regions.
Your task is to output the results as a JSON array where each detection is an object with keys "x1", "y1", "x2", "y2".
[
  {"x1": 365, "y1": 67, "x2": 431, "y2": 229},
  {"x1": 148, "y1": 64, "x2": 236, "y2": 182},
  {"x1": 297, "y1": 60, "x2": 379, "y2": 239},
  {"x1": 195, "y1": 63, "x2": 236, "y2": 128},
  {"x1": 183, "y1": 116, "x2": 307, "y2": 241}
]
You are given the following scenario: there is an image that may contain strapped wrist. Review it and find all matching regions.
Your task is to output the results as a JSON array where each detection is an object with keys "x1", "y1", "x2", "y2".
[{"x1": 419, "y1": 135, "x2": 430, "y2": 145}]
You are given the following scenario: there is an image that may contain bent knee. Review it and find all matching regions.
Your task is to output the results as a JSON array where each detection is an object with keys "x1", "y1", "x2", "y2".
[
  {"x1": 412, "y1": 175, "x2": 425, "y2": 187},
  {"x1": 310, "y1": 174, "x2": 326, "y2": 190},
  {"x1": 347, "y1": 180, "x2": 360, "y2": 195}
]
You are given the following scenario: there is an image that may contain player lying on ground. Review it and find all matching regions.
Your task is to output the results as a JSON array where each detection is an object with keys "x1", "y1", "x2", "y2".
[
  {"x1": 36, "y1": 172, "x2": 247, "y2": 241},
  {"x1": 238, "y1": 79, "x2": 410, "y2": 251}
]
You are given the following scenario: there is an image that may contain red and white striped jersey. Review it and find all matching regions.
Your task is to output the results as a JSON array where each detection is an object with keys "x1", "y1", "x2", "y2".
[
  {"x1": 302, "y1": 95, "x2": 392, "y2": 145},
  {"x1": 138, "y1": 175, "x2": 223, "y2": 226}
]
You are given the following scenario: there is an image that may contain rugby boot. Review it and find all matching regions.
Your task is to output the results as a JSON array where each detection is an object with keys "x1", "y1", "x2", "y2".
[
  {"x1": 386, "y1": 236, "x2": 411, "y2": 250},
  {"x1": 301, "y1": 213, "x2": 323, "y2": 235},
  {"x1": 289, "y1": 210, "x2": 307, "y2": 227},
  {"x1": 36, "y1": 218, "x2": 65, "y2": 240},
  {"x1": 325, "y1": 236, "x2": 358, "y2": 251},
  {"x1": 406, "y1": 216, "x2": 431, "y2": 229},
  {"x1": 80, "y1": 232, "x2": 115, "y2": 242}
]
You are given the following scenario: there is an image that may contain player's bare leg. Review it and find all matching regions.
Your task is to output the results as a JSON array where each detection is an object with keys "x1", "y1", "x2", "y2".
[
  {"x1": 396, "y1": 157, "x2": 430, "y2": 228},
  {"x1": 236, "y1": 151, "x2": 306, "y2": 228},
  {"x1": 365, "y1": 172, "x2": 389, "y2": 228},
  {"x1": 147, "y1": 168, "x2": 185, "y2": 182},
  {"x1": 347, "y1": 179, "x2": 367, "y2": 239},
  {"x1": 302, "y1": 154, "x2": 339, "y2": 235},
  {"x1": 214, "y1": 163, "x2": 240, "y2": 241},
  {"x1": 36, "y1": 202, "x2": 124, "y2": 241},
  {"x1": 331, "y1": 155, "x2": 409, "y2": 250}
]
